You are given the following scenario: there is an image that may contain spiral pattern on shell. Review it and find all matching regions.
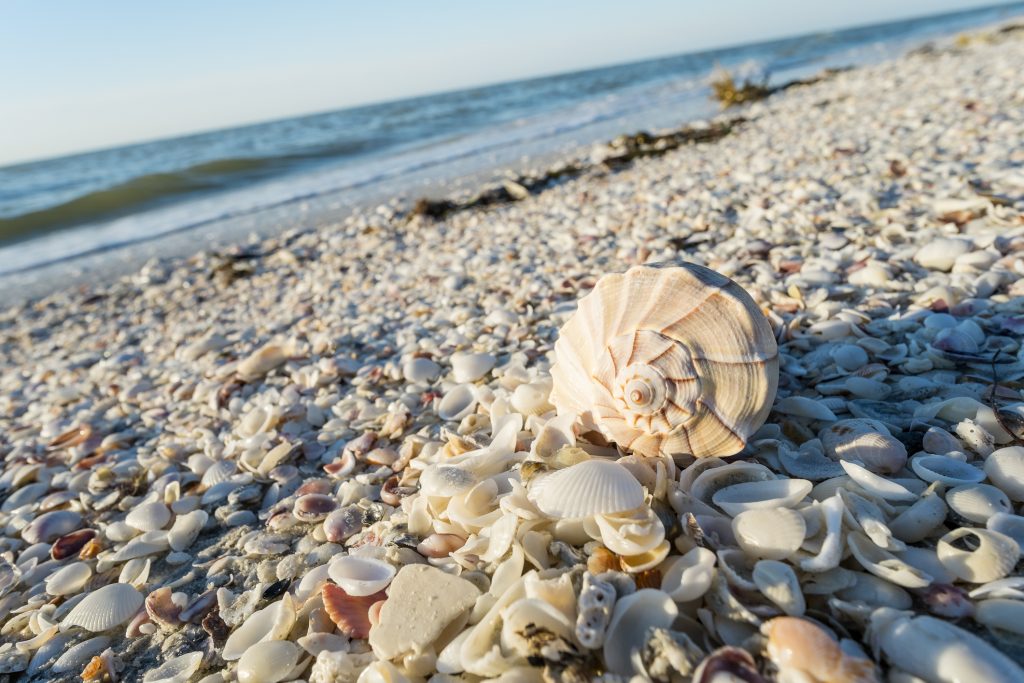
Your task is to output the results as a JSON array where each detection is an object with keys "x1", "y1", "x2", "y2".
[{"x1": 551, "y1": 262, "x2": 778, "y2": 458}]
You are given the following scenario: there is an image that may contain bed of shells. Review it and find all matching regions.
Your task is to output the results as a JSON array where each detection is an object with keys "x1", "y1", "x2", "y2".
[{"x1": 3, "y1": 21, "x2": 1024, "y2": 683}]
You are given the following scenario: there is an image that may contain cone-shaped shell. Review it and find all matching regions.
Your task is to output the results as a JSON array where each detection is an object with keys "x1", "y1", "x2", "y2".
[
  {"x1": 528, "y1": 459, "x2": 644, "y2": 519},
  {"x1": 61, "y1": 583, "x2": 143, "y2": 632},
  {"x1": 551, "y1": 262, "x2": 778, "y2": 458}
]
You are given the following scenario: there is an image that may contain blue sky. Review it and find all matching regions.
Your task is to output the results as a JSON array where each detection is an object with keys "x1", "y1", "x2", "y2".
[{"x1": 0, "y1": 0, "x2": 1014, "y2": 165}]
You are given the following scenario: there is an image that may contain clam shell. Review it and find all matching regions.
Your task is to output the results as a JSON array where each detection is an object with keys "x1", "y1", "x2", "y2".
[
  {"x1": 419, "y1": 464, "x2": 480, "y2": 498},
  {"x1": 237, "y1": 640, "x2": 301, "y2": 683},
  {"x1": 61, "y1": 583, "x2": 143, "y2": 632},
  {"x1": 975, "y1": 598, "x2": 1024, "y2": 636},
  {"x1": 528, "y1": 459, "x2": 644, "y2": 519},
  {"x1": 937, "y1": 528, "x2": 1019, "y2": 583},
  {"x1": 712, "y1": 478, "x2": 811, "y2": 516},
  {"x1": 451, "y1": 352, "x2": 496, "y2": 383},
  {"x1": 142, "y1": 651, "x2": 203, "y2": 683},
  {"x1": 660, "y1": 546, "x2": 716, "y2": 602},
  {"x1": 946, "y1": 484, "x2": 1012, "y2": 524},
  {"x1": 603, "y1": 589, "x2": 678, "y2": 675},
  {"x1": 910, "y1": 455, "x2": 985, "y2": 486},
  {"x1": 50, "y1": 529, "x2": 98, "y2": 561},
  {"x1": 45, "y1": 562, "x2": 92, "y2": 596},
  {"x1": 321, "y1": 583, "x2": 385, "y2": 639},
  {"x1": 438, "y1": 384, "x2": 478, "y2": 421},
  {"x1": 125, "y1": 502, "x2": 171, "y2": 532},
  {"x1": 222, "y1": 595, "x2": 297, "y2": 661},
  {"x1": 840, "y1": 460, "x2": 916, "y2": 501},
  {"x1": 888, "y1": 485, "x2": 948, "y2": 543},
  {"x1": 753, "y1": 560, "x2": 805, "y2": 615},
  {"x1": 168, "y1": 510, "x2": 208, "y2": 552},
  {"x1": 985, "y1": 447, "x2": 1024, "y2": 501},
  {"x1": 820, "y1": 419, "x2": 907, "y2": 474},
  {"x1": 690, "y1": 461, "x2": 774, "y2": 507},
  {"x1": 22, "y1": 510, "x2": 82, "y2": 545},
  {"x1": 987, "y1": 513, "x2": 1024, "y2": 555},
  {"x1": 327, "y1": 556, "x2": 396, "y2": 597},
  {"x1": 848, "y1": 531, "x2": 932, "y2": 588},
  {"x1": 551, "y1": 262, "x2": 779, "y2": 458},
  {"x1": 732, "y1": 507, "x2": 806, "y2": 559}
]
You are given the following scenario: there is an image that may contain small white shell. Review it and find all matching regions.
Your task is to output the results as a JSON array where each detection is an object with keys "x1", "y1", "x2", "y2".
[
  {"x1": 985, "y1": 447, "x2": 1024, "y2": 501},
  {"x1": 660, "y1": 547, "x2": 716, "y2": 602},
  {"x1": 987, "y1": 513, "x2": 1024, "y2": 555},
  {"x1": 910, "y1": 455, "x2": 985, "y2": 486},
  {"x1": 975, "y1": 598, "x2": 1024, "y2": 636},
  {"x1": 529, "y1": 459, "x2": 644, "y2": 519},
  {"x1": 327, "y1": 556, "x2": 396, "y2": 597},
  {"x1": 774, "y1": 396, "x2": 836, "y2": 421},
  {"x1": 143, "y1": 651, "x2": 204, "y2": 683},
  {"x1": 820, "y1": 419, "x2": 906, "y2": 474},
  {"x1": 840, "y1": 460, "x2": 916, "y2": 501},
  {"x1": 888, "y1": 485, "x2": 947, "y2": 543},
  {"x1": 603, "y1": 589, "x2": 678, "y2": 675},
  {"x1": 510, "y1": 380, "x2": 554, "y2": 416},
  {"x1": 222, "y1": 595, "x2": 297, "y2": 661},
  {"x1": 438, "y1": 384, "x2": 478, "y2": 421},
  {"x1": 937, "y1": 528, "x2": 1019, "y2": 583},
  {"x1": 45, "y1": 562, "x2": 92, "y2": 596},
  {"x1": 118, "y1": 557, "x2": 152, "y2": 588},
  {"x1": 848, "y1": 531, "x2": 932, "y2": 588},
  {"x1": 945, "y1": 484, "x2": 1012, "y2": 523},
  {"x1": 753, "y1": 560, "x2": 805, "y2": 616},
  {"x1": 168, "y1": 510, "x2": 209, "y2": 552},
  {"x1": 500, "y1": 598, "x2": 575, "y2": 657},
  {"x1": 837, "y1": 571, "x2": 912, "y2": 609},
  {"x1": 451, "y1": 352, "x2": 496, "y2": 383},
  {"x1": 237, "y1": 640, "x2": 301, "y2": 683},
  {"x1": 551, "y1": 262, "x2": 779, "y2": 459},
  {"x1": 712, "y1": 478, "x2": 811, "y2": 516},
  {"x1": 922, "y1": 427, "x2": 962, "y2": 455},
  {"x1": 731, "y1": 507, "x2": 806, "y2": 559},
  {"x1": 61, "y1": 583, "x2": 144, "y2": 632},
  {"x1": 689, "y1": 461, "x2": 774, "y2": 507},
  {"x1": 418, "y1": 464, "x2": 479, "y2": 498}
]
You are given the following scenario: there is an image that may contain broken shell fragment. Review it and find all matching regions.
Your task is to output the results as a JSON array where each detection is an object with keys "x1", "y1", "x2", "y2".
[{"x1": 937, "y1": 528, "x2": 1019, "y2": 583}]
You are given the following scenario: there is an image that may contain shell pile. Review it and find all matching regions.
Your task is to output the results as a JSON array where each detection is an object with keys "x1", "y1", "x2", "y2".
[{"x1": 3, "y1": 21, "x2": 1024, "y2": 683}]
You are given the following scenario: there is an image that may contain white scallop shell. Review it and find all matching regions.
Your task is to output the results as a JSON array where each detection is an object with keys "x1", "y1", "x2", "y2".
[
  {"x1": 937, "y1": 528, "x2": 1019, "y2": 583},
  {"x1": 985, "y1": 447, "x2": 1024, "y2": 501},
  {"x1": 328, "y1": 556, "x2": 396, "y2": 597},
  {"x1": 528, "y1": 459, "x2": 644, "y2": 519},
  {"x1": 551, "y1": 262, "x2": 779, "y2": 458},
  {"x1": 945, "y1": 484, "x2": 1012, "y2": 524},
  {"x1": 732, "y1": 507, "x2": 807, "y2": 559},
  {"x1": 222, "y1": 595, "x2": 297, "y2": 661},
  {"x1": 125, "y1": 502, "x2": 171, "y2": 532},
  {"x1": 910, "y1": 455, "x2": 985, "y2": 486},
  {"x1": 603, "y1": 589, "x2": 678, "y2": 675},
  {"x1": 438, "y1": 384, "x2": 478, "y2": 422},
  {"x1": 61, "y1": 583, "x2": 143, "y2": 632},
  {"x1": 753, "y1": 560, "x2": 805, "y2": 616},
  {"x1": 712, "y1": 478, "x2": 811, "y2": 516},
  {"x1": 45, "y1": 562, "x2": 92, "y2": 596}
]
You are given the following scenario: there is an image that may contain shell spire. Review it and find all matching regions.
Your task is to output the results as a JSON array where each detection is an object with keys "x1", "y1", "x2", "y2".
[{"x1": 551, "y1": 261, "x2": 778, "y2": 458}]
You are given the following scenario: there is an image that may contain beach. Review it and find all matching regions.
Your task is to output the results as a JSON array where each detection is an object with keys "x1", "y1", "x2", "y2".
[{"x1": 2, "y1": 19, "x2": 1024, "y2": 683}]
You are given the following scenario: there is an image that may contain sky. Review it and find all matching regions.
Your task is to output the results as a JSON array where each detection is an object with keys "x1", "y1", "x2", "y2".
[{"x1": 0, "y1": 0, "x2": 1016, "y2": 166}]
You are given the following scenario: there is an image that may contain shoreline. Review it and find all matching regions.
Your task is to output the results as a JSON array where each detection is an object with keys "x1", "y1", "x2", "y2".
[
  {"x1": 3, "y1": 16, "x2": 1020, "y2": 305},
  {"x1": 1, "y1": 18, "x2": 1024, "y2": 682}
]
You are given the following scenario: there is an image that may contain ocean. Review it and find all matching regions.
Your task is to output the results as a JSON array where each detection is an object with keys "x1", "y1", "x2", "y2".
[{"x1": 2, "y1": 2, "x2": 1022, "y2": 281}]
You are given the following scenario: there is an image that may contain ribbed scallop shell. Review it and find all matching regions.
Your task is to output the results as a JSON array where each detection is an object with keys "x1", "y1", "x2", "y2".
[
  {"x1": 61, "y1": 583, "x2": 143, "y2": 632},
  {"x1": 528, "y1": 459, "x2": 644, "y2": 519},
  {"x1": 732, "y1": 507, "x2": 807, "y2": 560},
  {"x1": 551, "y1": 262, "x2": 778, "y2": 458}
]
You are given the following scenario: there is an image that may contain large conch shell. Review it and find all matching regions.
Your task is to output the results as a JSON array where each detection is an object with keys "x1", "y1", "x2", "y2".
[{"x1": 551, "y1": 262, "x2": 778, "y2": 458}]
